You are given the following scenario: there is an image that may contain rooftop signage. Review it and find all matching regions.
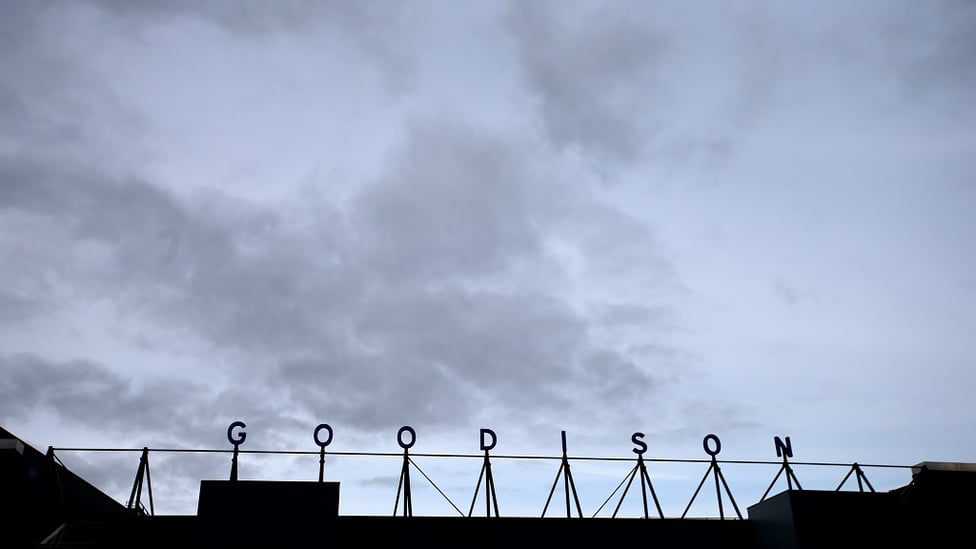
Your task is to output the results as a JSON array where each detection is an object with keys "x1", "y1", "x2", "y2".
[
  {"x1": 219, "y1": 421, "x2": 811, "y2": 520},
  {"x1": 224, "y1": 421, "x2": 793, "y2": 459},
  {"x1": 44, "y1": 422, "x2": 896, "y2": 520}
]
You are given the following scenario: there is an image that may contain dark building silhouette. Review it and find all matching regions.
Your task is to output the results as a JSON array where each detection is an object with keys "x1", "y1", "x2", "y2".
[{"x1": 3, "y1": 425, "x2": 974, "y2": 548}]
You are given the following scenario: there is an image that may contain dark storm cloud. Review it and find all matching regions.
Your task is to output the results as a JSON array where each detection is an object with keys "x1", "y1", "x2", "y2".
[
  {"x1": 0, "y1": 292, "x2": 28, "y2": 323},
  {"x1": 273, "y1": 121, "x2": 685, "y2": 431},
  {"x1": 593, "y1": 304, "x2": 670, "y2": 328},
  {"x1": 0, "y1": 112, "x2": 693, "y2": 435},
  {"x1": 0, "y1": 352, "x2": 311, "y2": 456},
  {"x1": 0, "y1": 2, "x2": 46, "y2": 51},
  {"x1": 278, "y1": 290, "x2": 588, "y2": 430},
  {"x1": 0, "y1": 116, "x2": 688, "y2": 436},
  {"x1": 0, "y1": 0, "x2": 757, "y2": 446},
  {"x1": 0, "y1": 354, "x2": 205, "y2": 438},
  {"x1": 0, "y1": 5, "x2": 100, "y2": 153},
  {"x1": 507, "y1": 1, "x2": 775, "y2": 172},
  {"x1": 0, "y1": 151, "x2": 349, "y2": 357},
  {"x1": 508, "y1": 1, "x2": 976, "y2": 172},
  {"x1": 509, "y1": 1, "x2": 668, "y2": 164},
  {"x1": 885, "y1": 1, "x2": 976, "y2": 100},
  {"x1": 746, "y1": 0, "x2": 976, "y2": 112},
  {"x1": 87, "y1": 0, "x2": 410, "y2": 88},
  {"x1": 353, "y1": 123, "x2": 541, "y2": 281},
  {"x1": 91, "y1": 0, "x2": 394, "y2": 35}
]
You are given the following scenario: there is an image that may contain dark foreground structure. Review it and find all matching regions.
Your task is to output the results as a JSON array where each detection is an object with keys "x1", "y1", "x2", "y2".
[{"x1": 3, "y1": 426, "x2": 975, "y2": 548}]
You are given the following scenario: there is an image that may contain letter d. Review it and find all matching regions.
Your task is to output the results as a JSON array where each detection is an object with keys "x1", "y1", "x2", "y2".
[{"x1": 480, "y1": 428, "x2": 497, "y2": 452}]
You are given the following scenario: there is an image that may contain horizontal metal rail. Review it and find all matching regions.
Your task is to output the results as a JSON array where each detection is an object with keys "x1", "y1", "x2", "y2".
[{"x1": 48, "y1": 447, "x2": 914, "y2": 469}]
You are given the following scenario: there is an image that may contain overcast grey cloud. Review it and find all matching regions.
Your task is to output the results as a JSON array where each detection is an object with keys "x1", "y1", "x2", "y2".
[
  {"x1": 1, "y1": 0, "x2": 975, "y2": 516},
  {"x1": 0, "y1": 353, "x2": 208, "y2": 438}
]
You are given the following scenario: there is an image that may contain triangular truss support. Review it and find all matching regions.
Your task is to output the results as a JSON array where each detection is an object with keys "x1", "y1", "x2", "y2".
[
  {"x1": 393, "y1": 447, "x2": 414, "y2": 517},
  {"x1": 126, "y1": 447, "x2": 155, "y2": 516},
  {"x1": 836, "y1": 462, "x2": 875, "y2": 492},
  {"x1": 542, "y1": 431, "x2": 583, "y2": 518},
  {"x1": 393, "y1": 441, "x2": 464, "y2": 517},
  {"x1": 45, "y1": 447, "x2": 65, "y2": 506},
  {"x1": 681, "y1": 454, "x2": 742, "y2": 520},
  {"x1": 594, "y1": 453, "x2": 665, "y2": 518},
  {"x1": 759, "y1": 454, "x2": 803, "y2": 502},
  {"x1": 468, "y1": 449, "x2": 500, "y2": 517}
]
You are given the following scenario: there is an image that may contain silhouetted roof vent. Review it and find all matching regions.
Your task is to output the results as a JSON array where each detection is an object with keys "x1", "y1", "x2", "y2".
[
  {"x1": 912, "y1": 461, "x2": 976, "y2": 476},
  {"x1": 0, "y1": 438, "x2": 25, "y2": 455}
]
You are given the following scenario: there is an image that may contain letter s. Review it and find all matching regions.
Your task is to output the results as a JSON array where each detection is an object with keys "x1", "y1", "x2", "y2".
[{"x1": 631, "y1": 432, "x2": 647, "y2": 455}]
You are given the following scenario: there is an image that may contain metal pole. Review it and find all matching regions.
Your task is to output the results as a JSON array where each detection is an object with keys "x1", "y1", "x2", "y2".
[
  {"x1": 318, "y1": 447, "x2": 325, "y2": 483},
  {"x1": 713, "y1": 459, "x2": 725, "y2": 520},
  {"x1": 638, "y1": 456, "x2": 650, "y2": 519},
  {"x1": 229, "y1": 444, "x2": 240, "y2": 481}
]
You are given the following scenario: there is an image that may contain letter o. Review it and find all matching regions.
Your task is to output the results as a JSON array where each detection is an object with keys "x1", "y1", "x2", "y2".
[
  {"x1": 703, "y1": 433, "x2": 721, "y2": 456},
  {"x1": 227, "y1": 421, "x2": 247, "y2": 446},
  {"x1": 397, "y1": 426, "x2": 416, "y2": 449},
  {"x1": 314, "y1": 423, "x2": 334, "y2": 448}
]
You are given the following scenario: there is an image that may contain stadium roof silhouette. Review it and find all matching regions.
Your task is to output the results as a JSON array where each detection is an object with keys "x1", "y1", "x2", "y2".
[{"x1": 4, "y1": 424, "x2": 975, "y2": 548}]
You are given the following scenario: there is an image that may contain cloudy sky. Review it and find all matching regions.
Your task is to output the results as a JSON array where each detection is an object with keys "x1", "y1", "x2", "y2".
[{"x1": 2, "y1": 0, "x2": 975, "y2": 517}]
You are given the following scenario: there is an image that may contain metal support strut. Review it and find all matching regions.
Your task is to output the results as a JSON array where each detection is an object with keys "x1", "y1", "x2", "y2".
[
  {"x1": 613, "y1": 453, "x2": 665, "y2": 518},
  {"x1": 469, "y1": 449, "x2": 500, "y2": 517},
  {"x1": 542, "y1": 431, "x2": 583, "y2": 518},
  {"x1": 229, "y1": 443, "x2": 240, "y2": 481},
  {"x1": 392, "y1": 426, "x2": 463, "y2": 517},
  {"x1": 682, "y1": 435, "x2": 742, "y2": 520},
  {"x1": 836, "y1": 462, "x2": 875, "y2": 492},
  {"x1": 760, "y1": 453, "x2": 803, "y2": 502},
  {"x1": 318, "y1": 446, "x2": 326, "y2": 483},
  {"x1": 394, "y1": 446, "x2": 413, "y2": 517},
  {"x1": 126, "y1": 447, "x2": 155, "y2": 515}
]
